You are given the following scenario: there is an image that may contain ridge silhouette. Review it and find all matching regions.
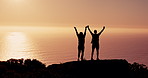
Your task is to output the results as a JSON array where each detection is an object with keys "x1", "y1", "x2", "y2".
[{"x1": 0, "y1": 59, "x2": 148, "y2": 78}]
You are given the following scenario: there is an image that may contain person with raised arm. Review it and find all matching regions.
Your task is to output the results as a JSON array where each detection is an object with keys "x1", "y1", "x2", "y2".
[
  {"x1": 87, "y1": 25, "x2": 105, "y2": 60},
  {"x1": 74, "y1": 26, "x2": 87, "y2": 61}
]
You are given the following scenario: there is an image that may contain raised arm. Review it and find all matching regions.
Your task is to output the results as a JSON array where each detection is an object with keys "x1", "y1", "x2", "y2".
[
  {"x1": 83, "y1": 26, "x2": 87, "y2": 36},
  {"x1": 87, "y1": 26, "x2": 93, "y2": 35},
  {"x1": 99, "y1": 26, "x2": 105, "y2": 35},
  {"x1": 74, "y1": 27, "x2": 79, "y2": 36}
]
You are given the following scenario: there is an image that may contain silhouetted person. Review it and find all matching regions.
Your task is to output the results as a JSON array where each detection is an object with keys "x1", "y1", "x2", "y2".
[
  {"x1": 87, "y1": 26, "x2": 105, "y2": 60},
  {"x1": 74, "y1": 26, "x2": 87, "y2": 61}
]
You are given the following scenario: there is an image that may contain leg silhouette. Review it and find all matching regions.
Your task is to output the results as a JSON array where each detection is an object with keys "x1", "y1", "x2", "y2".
[
  {"x1": 81, "y1": 49, "x2": 84, "y2": 61},
  {"x1": 91, "y1": 47, "x2": 95, "y2": 60},
  {"x1": 96, "y1": 44, "x2": 100, "y2": 60},
  {"x1": 78, "y1": 49, "x2": 81, "y2": 61},
  {"x1": 96, "y1": 48, "x2": 99, "y2": 60}
]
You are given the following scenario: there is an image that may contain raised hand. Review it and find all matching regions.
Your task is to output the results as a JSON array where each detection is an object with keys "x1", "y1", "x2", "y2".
[
  {"x1": 103, "y1": 26, "x2": 105, "y2": 29},
  {"x1": 85, "y1": 26, "x2": 88, "y2": 29},
  {"x1": 86, "y1": 25, "x2": 89, "y2": 28}
]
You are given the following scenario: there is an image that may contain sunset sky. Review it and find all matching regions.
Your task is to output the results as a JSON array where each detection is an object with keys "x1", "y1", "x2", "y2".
[{"x1": 0, "y1": 0, "x2": 148, "y2": 28}]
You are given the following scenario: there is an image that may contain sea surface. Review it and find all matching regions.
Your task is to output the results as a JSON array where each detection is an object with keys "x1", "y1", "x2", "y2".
[{"x1": 0, "y1": 27, "x2": 148, "y2": 65}]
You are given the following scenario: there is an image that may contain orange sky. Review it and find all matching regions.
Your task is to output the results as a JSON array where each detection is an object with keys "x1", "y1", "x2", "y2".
[{"x1": 0, "y1": 0, "x2": 148, "y2": 28}]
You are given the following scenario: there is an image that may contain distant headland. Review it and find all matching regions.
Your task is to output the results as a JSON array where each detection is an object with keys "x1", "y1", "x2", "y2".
[{"x1": 0, "y1": 58, "x2": 147, "y2": 78}]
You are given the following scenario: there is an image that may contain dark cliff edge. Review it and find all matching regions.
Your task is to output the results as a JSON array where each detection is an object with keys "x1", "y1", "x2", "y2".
[
  {"x1": 0, "y1": 59, "x2": 147, "y2": 78},
  {"x1": 47, "y1": 59, "x2": 129, "y2": 78}
]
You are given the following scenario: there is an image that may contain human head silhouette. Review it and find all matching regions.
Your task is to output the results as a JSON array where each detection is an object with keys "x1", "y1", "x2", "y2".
[
  {"x1": 94, "y1": 30, "x2": 97, "y2": 34},
  {"x1": 79, "y1": 32, "x2": 83, "y2": 35}
]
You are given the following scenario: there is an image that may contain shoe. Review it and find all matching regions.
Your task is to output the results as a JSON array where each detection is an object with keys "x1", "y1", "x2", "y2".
[
  {"x1": 91, "y1": 58, "x2": 94, "y2": 60},
  {"x1": 77, "y1": 59, "x2": 80, "y2": 61},
  {"x1": 96, "y1": 58, "x2": 100, "y2": 60}
]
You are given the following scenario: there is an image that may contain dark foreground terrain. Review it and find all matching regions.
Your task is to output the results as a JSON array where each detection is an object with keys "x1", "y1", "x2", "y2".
[{"x1": 0, "y1": 59, "x2": 147, "y2": 78}]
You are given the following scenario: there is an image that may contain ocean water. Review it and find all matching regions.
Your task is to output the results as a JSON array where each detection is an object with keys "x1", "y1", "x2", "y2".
[{"x1": 0, "y1": 27, "x2": 148, "y2": 65}]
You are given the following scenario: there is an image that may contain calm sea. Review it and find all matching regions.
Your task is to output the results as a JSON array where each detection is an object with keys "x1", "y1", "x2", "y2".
[{"x1": 0, "y1": 27, "x2": 148, "y2": 66}]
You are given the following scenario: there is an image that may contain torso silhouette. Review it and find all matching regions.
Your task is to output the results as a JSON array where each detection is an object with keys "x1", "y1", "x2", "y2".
[
  {"x1": 77, "y1": 34, "x2": 85, "y2": 46},
  {"x1": 91, "y1": 33, "x2": 100, "y2": 44}
]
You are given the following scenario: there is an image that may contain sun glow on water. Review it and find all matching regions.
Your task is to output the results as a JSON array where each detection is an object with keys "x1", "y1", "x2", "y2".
[{"x1": 0, "y1": 32, "x2": 34, "y2": 60}]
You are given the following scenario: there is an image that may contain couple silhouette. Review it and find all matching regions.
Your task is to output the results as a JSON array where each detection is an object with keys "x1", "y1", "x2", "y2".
[{"x1": 74, "y1": 25, "x2": 105, "y2": 61}]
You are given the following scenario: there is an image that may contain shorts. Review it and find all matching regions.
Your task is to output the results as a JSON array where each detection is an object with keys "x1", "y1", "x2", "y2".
[
  {"x1": 92, "y1": 43, "x2": 99, "y2": 49},
  {"x1": 78, "y1": 45, "x2": 84, "y2": 50}
]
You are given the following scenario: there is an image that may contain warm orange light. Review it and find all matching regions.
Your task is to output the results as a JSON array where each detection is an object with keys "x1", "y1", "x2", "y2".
[
  {"x1": 10, "y1": 0, "x2": 24, "y2": 3},
  {"x1": 1, "y1": 32, "x2": 32, "y2": 60}
]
